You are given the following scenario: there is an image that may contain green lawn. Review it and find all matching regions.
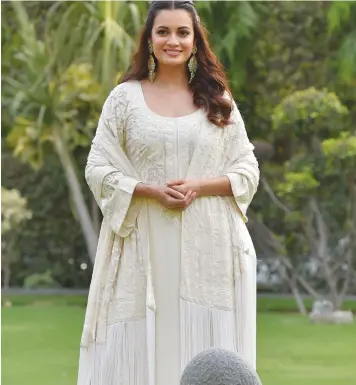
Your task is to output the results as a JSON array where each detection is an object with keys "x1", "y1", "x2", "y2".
[{"x1": 2, "y1": 296, "x2": 356, "y2": 385}]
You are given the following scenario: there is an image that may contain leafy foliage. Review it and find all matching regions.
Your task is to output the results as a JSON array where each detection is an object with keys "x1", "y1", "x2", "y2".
[
  {"x1": 277, "y1": 169, "x2": 320, "y2": 198},
  {"x1": 196, "y1": 1, "x2": 264, "y2": 92},
  {"x1": 272, "y1": 88, "x2": 348, "y2": 139},
  {"x1": 1, "y1": 187, "x2": 32, "y2": 234},
  {"x1": 327, "y1": 2, "x2": 356, "y2": 83},
  {"x1": 1, "y1": 186, "x2": 33, "y2": 288},
  {"x1": 323, "y1": 133, "x2": 356, "y2": 174},
  {"x1": 23, "y1": 270, "x2": 60, "y2": 289},
  {"x1": 1, "y1": 150, "x2": 92, "y2": 288}
]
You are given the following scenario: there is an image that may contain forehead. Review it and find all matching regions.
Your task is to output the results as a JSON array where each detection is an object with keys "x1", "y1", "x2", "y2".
[{"x1": 153, "y1": 9, "x2": 193, "y2": 29}]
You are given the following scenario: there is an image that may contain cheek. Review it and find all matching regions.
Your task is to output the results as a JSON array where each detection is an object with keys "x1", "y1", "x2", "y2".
[
  {"x1": 182, "y1": 36, "x2": 194, "y2": 51},
  {"x1": 152, "y1": 36, "x2": 166, "y2": 51},
  {"x1": 182, "y1": 38, "x2": 194, "y2": 57}
]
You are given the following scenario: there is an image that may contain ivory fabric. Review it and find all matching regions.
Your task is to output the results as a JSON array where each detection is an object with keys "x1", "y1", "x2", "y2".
[{"x1": 77, "y1": 80, "x2": 260, "y2": 385}]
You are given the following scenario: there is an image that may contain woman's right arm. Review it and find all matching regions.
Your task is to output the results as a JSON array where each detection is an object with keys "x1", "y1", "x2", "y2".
[
  {"x1": 133, "y1": 183, "x2": 157, "y2": 198},
  {"x1": 93, "y1": 86, "x2": 195, "y2": 215}
]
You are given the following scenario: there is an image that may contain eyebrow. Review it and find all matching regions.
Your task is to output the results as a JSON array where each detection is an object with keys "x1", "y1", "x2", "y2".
[{"x1": 155, "y1": 25, "x2": 191, "y2": 30}]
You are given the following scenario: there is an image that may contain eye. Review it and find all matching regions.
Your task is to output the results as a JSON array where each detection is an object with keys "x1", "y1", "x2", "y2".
[
  {"x1": 179, "y1": 30, "x2": 190, "y2": 37},
  {"x1": 157, "y1": 30, "x2": 168, "y2": 36}
]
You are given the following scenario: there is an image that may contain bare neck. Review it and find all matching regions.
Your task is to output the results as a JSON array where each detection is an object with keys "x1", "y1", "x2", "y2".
[{"x1": 154, "y1": 64, "x2": 189, "y2": 91}]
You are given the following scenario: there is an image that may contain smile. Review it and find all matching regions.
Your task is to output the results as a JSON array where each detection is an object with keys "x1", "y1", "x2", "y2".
[{"x1": 164, "y1": 49, "x2": 182, "y2": 56}]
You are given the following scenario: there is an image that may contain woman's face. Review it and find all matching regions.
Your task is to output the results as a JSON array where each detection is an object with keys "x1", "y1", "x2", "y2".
[{"x1": 151, "y1": 9, "x2": 195, "y2": 67}]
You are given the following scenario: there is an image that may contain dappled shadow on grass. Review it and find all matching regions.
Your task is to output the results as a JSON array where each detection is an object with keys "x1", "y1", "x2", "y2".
[
  {"x1": 3, "y1": 294, "x2": 356, "y2": 314},
  {"x1": 257, "y1": 297, "x2": 356, "y2": 314},
  {"x1": 1, "y1": 294, "x2": 88, "y2": 308}
]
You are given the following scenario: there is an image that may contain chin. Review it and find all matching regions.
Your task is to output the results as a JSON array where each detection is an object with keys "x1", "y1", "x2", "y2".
[
  {"x1": 158, "y1": 55, "x2": 188, "y2": 66},
  {"x1": 161, "y1": 59, "x2": 186, "y2": 66}
]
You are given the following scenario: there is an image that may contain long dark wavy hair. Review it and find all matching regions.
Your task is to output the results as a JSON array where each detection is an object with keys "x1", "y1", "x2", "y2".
[{"x1": 119, "y1": 0, "x2": 233, "y2": 127}]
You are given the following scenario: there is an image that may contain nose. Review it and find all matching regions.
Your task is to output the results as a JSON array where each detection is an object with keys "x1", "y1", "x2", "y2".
[{"x1": 167, "y1": 33, "x2": 179, "y2": 46}]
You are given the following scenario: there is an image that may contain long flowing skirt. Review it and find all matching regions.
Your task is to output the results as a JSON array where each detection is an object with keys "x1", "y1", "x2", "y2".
[{"x1": 77, "y1": 204, "x2": 256, "y2": 385}]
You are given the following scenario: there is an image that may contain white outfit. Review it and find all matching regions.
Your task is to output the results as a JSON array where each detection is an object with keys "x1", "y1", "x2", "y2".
[{"x1": 77, "y1": 80, "x2": 260, "y2": 385}]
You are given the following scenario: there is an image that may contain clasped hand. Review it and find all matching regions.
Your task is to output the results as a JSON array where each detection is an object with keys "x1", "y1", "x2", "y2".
[{"x1": 154, "y1": 179, "x2": 201, "y2": 210}]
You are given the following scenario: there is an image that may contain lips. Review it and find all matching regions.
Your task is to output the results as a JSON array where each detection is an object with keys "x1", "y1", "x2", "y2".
[{"x1": 164, "y1": 49, "x2": 182, "y2": 56}]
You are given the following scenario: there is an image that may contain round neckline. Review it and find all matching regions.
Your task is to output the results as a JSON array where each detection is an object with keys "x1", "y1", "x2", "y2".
[{"x1": 136, "y1": 80, "x2": 202, "y2": 120}]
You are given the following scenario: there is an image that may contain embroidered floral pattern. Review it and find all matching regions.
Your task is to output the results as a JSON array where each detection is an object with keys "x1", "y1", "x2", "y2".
[{"x1": 97, "y1": 81, "x2": 259, "y2": 321}]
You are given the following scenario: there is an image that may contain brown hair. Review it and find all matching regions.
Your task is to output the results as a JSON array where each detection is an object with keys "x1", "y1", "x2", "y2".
[{"x1": 119, "y1": 0, "x2": 233, "y2": 127}]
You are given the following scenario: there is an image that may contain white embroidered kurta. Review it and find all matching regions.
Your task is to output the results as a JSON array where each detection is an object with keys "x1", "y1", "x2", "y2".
[{"x1": 77, "y1": 80, "x2": 260, "y2": 385}]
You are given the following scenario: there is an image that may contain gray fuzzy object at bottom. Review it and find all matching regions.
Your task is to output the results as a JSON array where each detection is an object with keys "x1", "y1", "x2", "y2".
[{"x1": 180, "y1": 348, "x2": 262, "y2": 385}]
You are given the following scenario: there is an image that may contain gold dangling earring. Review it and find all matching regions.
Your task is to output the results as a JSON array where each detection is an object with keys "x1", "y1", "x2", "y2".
[
  {"x1": 188, "y1": 45, "x2": 198, "y2": 84},
  {"x1": 148, "y1": 40, "x2": 156, "y2": 82}
]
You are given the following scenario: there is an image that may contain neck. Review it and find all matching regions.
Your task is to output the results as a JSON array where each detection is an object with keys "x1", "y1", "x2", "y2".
[{"x1": 154, "y1": 64, "x2": 189, "y2": 90}]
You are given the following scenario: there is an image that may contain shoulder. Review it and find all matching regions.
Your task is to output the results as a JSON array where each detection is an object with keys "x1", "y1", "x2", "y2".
[
  {"x1": 221, "y1": 90, "x2": 244, "y2": 126},
  {"x1": 102, "y1": 80, "x2": 139, "y2": 114},
  {"x1": 109, "y1": 80, "x2": 139, "y2": 100}
]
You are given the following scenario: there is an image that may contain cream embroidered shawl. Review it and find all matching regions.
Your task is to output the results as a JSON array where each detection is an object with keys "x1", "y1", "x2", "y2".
[{"x1": 81, "y1": 82, "x2": 259, "y2": 352}]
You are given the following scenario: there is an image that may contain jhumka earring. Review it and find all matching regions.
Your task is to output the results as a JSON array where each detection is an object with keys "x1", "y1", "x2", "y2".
[
  {"x1": 148, "y1": 40, "x2": 156, "y2": 82},
  {"x1": 188, "y1": 45, "x2": 198, "y2": 83}
]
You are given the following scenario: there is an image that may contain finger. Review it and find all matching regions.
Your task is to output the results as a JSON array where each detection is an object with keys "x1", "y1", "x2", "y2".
[
  {"x1": 166, "y1": 187, "x2": 185, "y2": 200},
  {"x1": 168, "y1": 198, "x2": 186, "y2": 209},
  {"x1": 183, "y1": 191, "x2": 193, "y2": 206},
  {"x1": 191, "y1": 192, "x2": 197, "y2": 204},
  {"x1": 184, "y1": 190, "x2": 192, "y2": 201},
  {"x1": 171, "y1": 193, "x2": 190, "y2": 208},
  {"x1": 167, "y1": 179, "x2": 185, "y2": 187},
  {"x1": 171, "y1": 185, "x2": 186, "y2": 195}
]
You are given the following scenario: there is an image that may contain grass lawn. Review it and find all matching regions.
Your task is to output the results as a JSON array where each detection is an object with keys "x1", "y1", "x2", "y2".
[{"x1": 2, "y1": 296, "x2": 356, "y2": 385}]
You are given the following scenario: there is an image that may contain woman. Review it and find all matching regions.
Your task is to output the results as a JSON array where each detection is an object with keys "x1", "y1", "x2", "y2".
[{"x1": 77, "y1": 1, "x2": 259, "y2": 385}]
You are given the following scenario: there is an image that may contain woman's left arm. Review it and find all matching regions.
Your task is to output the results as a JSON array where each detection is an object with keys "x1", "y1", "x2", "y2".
[
  {"x1": 221, "y1": 100, "x2": 260, "y2": 220},
  {"x1": 167, "y1": 176, "x2": 233, "y2": 197},
  {"x1": 200, "y1": 176, "x2": 234, "y2": 196},
  {"x1": 168, "y1": 99, "x2": 259, "y2": 221}
]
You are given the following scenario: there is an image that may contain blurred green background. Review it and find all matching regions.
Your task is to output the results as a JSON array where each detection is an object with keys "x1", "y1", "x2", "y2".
[{"x1": 1, "y1": 1, "x2": 356, "y2": 385}]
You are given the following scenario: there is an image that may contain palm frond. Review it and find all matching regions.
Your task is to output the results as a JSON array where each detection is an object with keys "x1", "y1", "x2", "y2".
[{"x1": 338, "y1": 31, "x2": 356, "y2": 83}]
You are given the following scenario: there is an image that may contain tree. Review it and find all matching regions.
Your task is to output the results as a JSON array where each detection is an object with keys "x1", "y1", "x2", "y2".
[
  {"x1": 236, "y1": 1, "x2": 356, "y2": 308},
  {"x1": 1, "y1": 187, "x2": 32, "y2": 288},
  {"x1": 327, "y1": 2, "x2": 356, "y2": 84},
  {"x1": 196, "y1": 1, "x2": 264, "y2": 94},
  {"x1": 81, "y1": 0, "x2": 145, "y2": 91},
  {"x1": 3, "y1": 1, "x2": 144, "y2": 262},
  {"x1": 268, "y1": 87, "x2": 353, "y2": 309}
]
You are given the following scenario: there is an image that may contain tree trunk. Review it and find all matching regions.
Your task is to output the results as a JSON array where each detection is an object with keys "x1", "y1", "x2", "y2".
[
  {"x1": 309, "y1": 198, "x2": 340, "y2": 309},
  {"x1": 247, "y1": 212, "x2": 321, "y2": 300},
  {"x1": 91, "y1": 195, "x2": 101, "y2": 234},
  {"x1": 280, "y1": 257, "x2": 321, "y2": 299},
  {"x1": 3, "y1": 260, "x2": 11, "y2": 289},
  {"x1": 53, "y1": 133, "x2": 98, "y2": 263},
  {"x1": 288, "y1": 273, "x2": 307, "y2": 315}
]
